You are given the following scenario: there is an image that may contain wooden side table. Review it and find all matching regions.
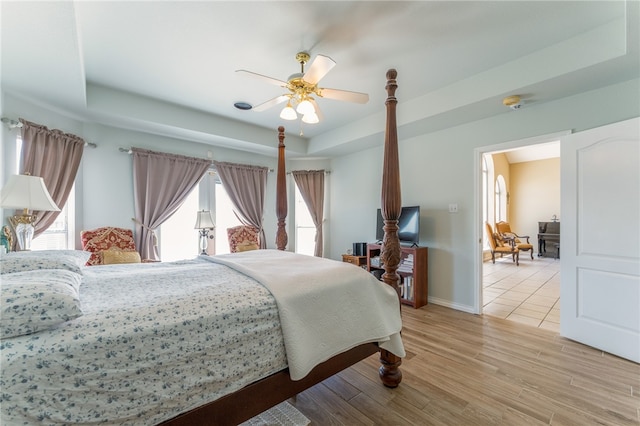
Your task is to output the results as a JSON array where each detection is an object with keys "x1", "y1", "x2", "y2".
[{"x1": 342, "y1": 254, "x2": 367, "y2": 268}]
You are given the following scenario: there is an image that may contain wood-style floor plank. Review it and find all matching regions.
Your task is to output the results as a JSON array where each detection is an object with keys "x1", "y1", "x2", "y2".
[{"x1": 289, "y1": 304, "x2": 640, "y2": 425}]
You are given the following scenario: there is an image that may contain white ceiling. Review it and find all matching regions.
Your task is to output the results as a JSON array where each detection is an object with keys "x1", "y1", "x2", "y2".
[{"x1": 1, "y1": 1, "x2": 638, "y2": 159}]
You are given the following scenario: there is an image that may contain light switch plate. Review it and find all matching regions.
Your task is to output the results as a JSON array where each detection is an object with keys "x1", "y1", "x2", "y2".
[{"x1": 449, "y1": 203, "x2": 458, "y2": 213}]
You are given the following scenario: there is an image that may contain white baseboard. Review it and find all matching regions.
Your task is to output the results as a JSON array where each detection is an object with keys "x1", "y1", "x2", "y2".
[{"x1": 427, "y1": 297, "x2": 477, "y2": 314}]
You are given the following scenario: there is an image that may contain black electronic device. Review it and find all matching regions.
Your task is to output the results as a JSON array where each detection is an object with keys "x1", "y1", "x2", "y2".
[
  {"x1": 375, "y1": 206, "x2": 420, "y2": 245},
  {"x1": 352, "y1": 242, "x2": 367, "y2": 256}
]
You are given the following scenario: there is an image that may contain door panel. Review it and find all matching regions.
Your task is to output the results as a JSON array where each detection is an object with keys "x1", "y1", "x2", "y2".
[{"x1": 561, "y1": 117, "x2": 640, "y2": 363}]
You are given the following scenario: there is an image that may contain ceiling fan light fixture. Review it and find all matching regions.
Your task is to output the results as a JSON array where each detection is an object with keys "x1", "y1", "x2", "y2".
[
  {"x1": 302, "y1": 112, "x2": 319, "y2": 124},
  {"x1": 280, "y1": 104, "x2": 297, "y2": 120},
  {"x1": 296, "y1": 99, "x2": 315, "y2": 115}
]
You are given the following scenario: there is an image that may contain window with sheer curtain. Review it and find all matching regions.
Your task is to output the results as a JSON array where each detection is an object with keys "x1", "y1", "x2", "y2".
[
  {"x1": 294, "y1": 185, "x2": 315, "y2": 256},
  {"x1": 159, "y1": 173, "x2": 240, "y2": 260}
]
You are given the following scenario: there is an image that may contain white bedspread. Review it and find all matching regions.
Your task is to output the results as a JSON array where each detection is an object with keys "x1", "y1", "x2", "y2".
[{"x1": 204, "y1": 250, "x2": 405, "y2": 380}]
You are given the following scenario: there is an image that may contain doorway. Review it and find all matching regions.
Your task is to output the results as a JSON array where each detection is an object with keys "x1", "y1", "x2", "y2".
[{"x1": 474, "y1": 131, "x2": 568, "y2": 329}]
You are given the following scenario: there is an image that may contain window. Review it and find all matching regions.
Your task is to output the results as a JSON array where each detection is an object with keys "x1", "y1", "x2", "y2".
[
  {"x1": 159, "y1": 172, "x2": 240, "y2": 259},
  {"x1": 495, "y1": 175, "x2": 507, "y2": 223},
  {"x1": 16, "y1": 136, "x2": 75, "y2": 251},
  {"x1": 30, "y1": 187, "x2": 75, "y2": 250},
  {"x1": 159, "y1": 187, "x2": 200, "y2": 262},
  {"x1": 294, "y1": 185, "x2": 315, "y2": 256},
  {"x1": 482, "y1": 155, "x2": 490, "y2": 250}
]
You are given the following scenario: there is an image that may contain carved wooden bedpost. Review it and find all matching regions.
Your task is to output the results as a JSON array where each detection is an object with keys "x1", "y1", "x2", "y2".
[
  {"x1": 379, "y1": 69, "x2": 403, "y2": 388},
  {"x1": 275, "y1": 126, "x2": 288, "y2": 250}
]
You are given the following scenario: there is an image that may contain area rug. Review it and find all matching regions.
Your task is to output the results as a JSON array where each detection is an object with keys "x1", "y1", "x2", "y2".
[{"x1": 240, "y1": 401, "x2": 311, "y2": 426}]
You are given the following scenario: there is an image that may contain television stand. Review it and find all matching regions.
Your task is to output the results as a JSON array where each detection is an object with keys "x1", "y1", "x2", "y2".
[{"x1": 366, "y1": 243, "x2": 428, "y2": 309}]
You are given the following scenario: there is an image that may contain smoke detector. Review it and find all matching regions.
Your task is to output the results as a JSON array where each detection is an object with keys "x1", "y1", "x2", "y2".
[{"x1": 503, "y1": 95, "x2": 522, "y2": 110}]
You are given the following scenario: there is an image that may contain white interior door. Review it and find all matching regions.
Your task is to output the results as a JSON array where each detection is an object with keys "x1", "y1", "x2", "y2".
[{"x1": 560, "y1": 117, "x2": 640, "y2": 362}]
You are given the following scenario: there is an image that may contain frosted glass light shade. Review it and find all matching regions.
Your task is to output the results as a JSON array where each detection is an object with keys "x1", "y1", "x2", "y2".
[
  {"x1": 280, "y1": 105, "x2": 297, "y2": 120},
  {"x1": 302, "y1": 112, "x2": 319, "y2": 124},
  {"x1": 296, "y1": 99, "x2": 315, "y2": 115}
]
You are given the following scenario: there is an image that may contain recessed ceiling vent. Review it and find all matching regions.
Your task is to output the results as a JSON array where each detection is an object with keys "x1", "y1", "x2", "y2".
[{"x1": 234, "y1": 102, "x2": 253, "y2": 110}]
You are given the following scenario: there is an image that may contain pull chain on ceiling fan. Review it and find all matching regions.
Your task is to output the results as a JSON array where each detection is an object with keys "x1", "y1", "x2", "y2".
[{"x1": 236, "y1": 51, "x2": 369, "y2": 124}]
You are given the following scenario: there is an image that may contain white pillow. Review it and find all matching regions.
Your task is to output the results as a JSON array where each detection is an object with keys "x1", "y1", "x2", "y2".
[
  {"x1": 1, "y1": 269, "x2": 83, "y2": 339},
  {"x1": 0, "y1": 250, "x2": 91, "y2": 275}
]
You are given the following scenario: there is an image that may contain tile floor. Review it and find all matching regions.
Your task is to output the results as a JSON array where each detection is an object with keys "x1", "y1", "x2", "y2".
[{"x1": 483, "y1": 255, "x2": 560, "y2": 332}]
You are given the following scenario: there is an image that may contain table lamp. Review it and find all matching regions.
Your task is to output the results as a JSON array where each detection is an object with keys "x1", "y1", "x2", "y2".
[
  {"x1": 194, "y1": 210, "x2": 215, "y2": 255},
  {"x1": 0, "y1": 174, "x2": 60, "y2": 251}
]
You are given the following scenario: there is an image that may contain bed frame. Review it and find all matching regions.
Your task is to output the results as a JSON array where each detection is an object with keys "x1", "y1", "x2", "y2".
[{"x1": 161, "y1": 69, "x2": 403, "y2": 425}]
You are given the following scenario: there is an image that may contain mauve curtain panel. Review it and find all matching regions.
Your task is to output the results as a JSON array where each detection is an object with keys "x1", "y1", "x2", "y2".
[
  {"x1": 19, "y1": 118, "x2": 85, "y2": 239},
  {"x1": 213, "y1": 161, "x2": 268, "y2": 249},
  {"x1": 132, "y1": 148, "x2": 211, "y2": 260}
]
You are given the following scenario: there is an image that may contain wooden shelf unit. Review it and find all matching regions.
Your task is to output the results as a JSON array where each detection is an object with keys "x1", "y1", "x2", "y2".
[
  {"x1": 341, "y1": 254, "x2": 367, "y2": 268},
  {"x1": 366, "y1": 243, "x2": 428, "y2": 309}
]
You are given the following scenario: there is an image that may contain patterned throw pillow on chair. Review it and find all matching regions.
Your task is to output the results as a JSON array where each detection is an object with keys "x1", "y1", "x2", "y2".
[{"x1": 80, "y1": 227, "x2": 137, "y2": 266}]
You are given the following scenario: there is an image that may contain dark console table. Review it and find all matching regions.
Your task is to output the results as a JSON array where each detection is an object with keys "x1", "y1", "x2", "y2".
[{"x1": 538, "y1": 221, "x2": 560, "y2": 258}]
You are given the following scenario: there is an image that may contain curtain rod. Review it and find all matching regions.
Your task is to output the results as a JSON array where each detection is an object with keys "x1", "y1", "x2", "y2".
[
  {"x1": 208, "y1": 167, "x2": 275, "y2": 174},
  {"x1": 287, "y1": 170, "x2": 331, "y2": 174},
  {"x1": 1, "y1": 117, "x2": 97, "y2": 148},
  {"x1": 1, "y1": 117, "x2": 22, "y2": 129}
]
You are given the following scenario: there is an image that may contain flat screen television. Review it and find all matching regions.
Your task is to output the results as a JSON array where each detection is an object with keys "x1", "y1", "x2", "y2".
[{"x1": 376, "y1": 206, "x2": 420, "y2": 245}]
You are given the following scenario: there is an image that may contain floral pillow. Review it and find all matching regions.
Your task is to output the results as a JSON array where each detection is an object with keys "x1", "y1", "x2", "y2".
[
  {"x1": 80, "y1": 227, "x2": 136, "y2": 266},
  {"x1": 0, "y1": 269, "x2": 83, "y2": 339},
  {"x1": 0, "y1": 250, "x2": 91, "y2": 275}
]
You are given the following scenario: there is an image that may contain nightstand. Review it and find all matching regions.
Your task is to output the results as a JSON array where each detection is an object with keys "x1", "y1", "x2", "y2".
[{"x1": 342, "y1": 254, "x2": 367, "y2": 268}]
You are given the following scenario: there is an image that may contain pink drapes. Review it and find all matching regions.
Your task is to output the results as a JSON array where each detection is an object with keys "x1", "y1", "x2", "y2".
[
  {"x1": 19, "y1": 119, "x2": 85, "y2": 239},
  {"x1": 213, "y1": 161, "x2": 268, "y2": 249},
  {"x1": 132, "y1": 148, "x2": 211, "y2": 260},
  {"x1": 292, "y1": 170, "x2": 325, "y2": 257}
]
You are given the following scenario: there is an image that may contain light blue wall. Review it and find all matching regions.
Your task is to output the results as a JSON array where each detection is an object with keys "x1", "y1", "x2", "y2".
[
  {"x1": 2, "y1": 78, "x2": 638, "y2": 311},
  {"x1": 326, "y1": 78, "x2": 640, "y2": 312},
  {"x1": 1, "y1": 94, "x2": 290, "y2": 251}
]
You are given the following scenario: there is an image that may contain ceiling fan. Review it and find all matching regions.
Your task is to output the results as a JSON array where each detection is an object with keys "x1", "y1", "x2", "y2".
[{"x1": 236, "y1": 51, "x2": 369, "y2": 124}]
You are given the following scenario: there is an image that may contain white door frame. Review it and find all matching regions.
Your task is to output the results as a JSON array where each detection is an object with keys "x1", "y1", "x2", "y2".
[{"x1": 473, "y1": 130, "x2": 571, "y2": 314}]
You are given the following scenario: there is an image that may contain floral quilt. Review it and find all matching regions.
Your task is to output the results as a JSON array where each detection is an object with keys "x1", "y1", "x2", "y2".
[{"x1": 1, "y1": 258, "x2": 287, "y2": 425}]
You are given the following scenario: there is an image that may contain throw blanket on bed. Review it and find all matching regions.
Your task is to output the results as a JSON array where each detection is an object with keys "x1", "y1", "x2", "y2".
[{"x1": 204, "y1": 249, "x2": 405, "y2": 380}]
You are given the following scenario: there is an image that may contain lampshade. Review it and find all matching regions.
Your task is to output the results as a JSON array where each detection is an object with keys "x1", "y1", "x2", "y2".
[
  {"x1": 280, "y1": 103, "x2": 297, "y2": 120},
  {"x1": 302, "y1": 112, "x2": 319, "y2": 124},
  {"x1": 194, "y1": 210, "x2": 215, "y2": 229},
  {"x1": 296, "y1": 99, "x2": 315, "y2": 115},
  {"x1": 0, "y1": 174, "x2": 59, "y2": 212},
  {"x1": 1, "y1": 174, "x2": 59, "y2": 251}
]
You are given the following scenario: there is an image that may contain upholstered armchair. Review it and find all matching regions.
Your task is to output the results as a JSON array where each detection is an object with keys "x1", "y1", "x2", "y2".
[
  {"x1": 80, "y1": 226, "x2": 142, "y2": 265},
  {"x1": 227, "y1": 225, "x2": 260, "y2": 253},
  {"x1": 496, "y1": 221, "x2": 534, "y2": 260},
  {"x1": 485, "y1": 222, "x2": 519, "y2": 266}
]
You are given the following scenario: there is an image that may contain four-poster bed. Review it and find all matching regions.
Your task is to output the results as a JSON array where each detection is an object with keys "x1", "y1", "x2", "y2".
[
  {"x1": 0, "y1": 69, "x2": 404, "y2": 425},
  {"x1": 167, "y1": 70, "x2": 404, "y2": 422}
]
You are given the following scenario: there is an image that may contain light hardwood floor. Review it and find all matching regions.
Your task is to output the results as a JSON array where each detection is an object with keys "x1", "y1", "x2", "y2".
[{"x1": 289, "y1": 304, "x2": 640, "y2": 425}]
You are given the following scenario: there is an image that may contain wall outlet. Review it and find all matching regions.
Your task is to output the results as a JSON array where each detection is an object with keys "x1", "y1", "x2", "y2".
[{"x1": 448, "y1": 203, "x2": 458, "y2": 213}]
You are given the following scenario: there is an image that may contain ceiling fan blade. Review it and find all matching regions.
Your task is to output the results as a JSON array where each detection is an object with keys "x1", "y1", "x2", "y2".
[
  {"x1": 318, "y1": 88, "x2": 369, "y2": 104},
  {"x1": 303, "y1": 54, "x2": 336, "y2": 85},
  {"x1": 236, "y1": 70, "x2": 287, "y2": 87},
  {"x1": 309, "y1": 99, "x2": 324, "y2": 122},
  {"x1": 253, "y1": 95, "x2": 289, "y2": 112}
]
